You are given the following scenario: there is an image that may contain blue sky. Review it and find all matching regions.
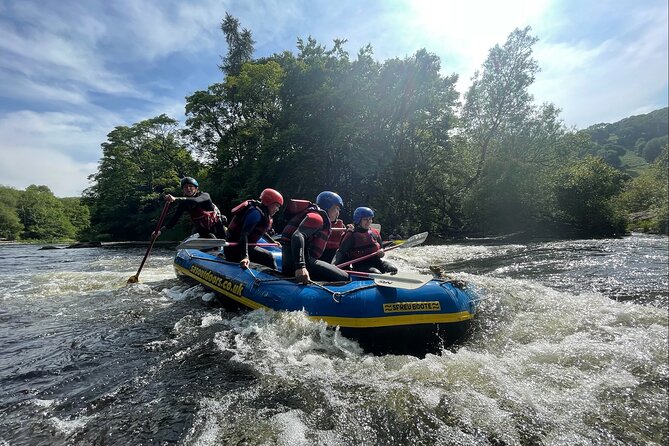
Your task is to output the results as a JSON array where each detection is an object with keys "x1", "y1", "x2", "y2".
[{"x1": 1, "y1": 0, "x2": 667, "y2": 197}]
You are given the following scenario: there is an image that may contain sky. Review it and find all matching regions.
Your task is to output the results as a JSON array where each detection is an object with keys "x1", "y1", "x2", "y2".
[{"x1": 0, "y1": 0, "x2": 667, "y2": 197}]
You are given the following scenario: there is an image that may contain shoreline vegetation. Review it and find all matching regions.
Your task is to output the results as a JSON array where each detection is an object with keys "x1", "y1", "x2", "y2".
[{"x1": 1, "y1": 18, "x2": 667, "y2": 244}]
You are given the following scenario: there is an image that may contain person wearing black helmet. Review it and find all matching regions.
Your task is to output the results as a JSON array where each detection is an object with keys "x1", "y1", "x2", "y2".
[
  {"x1": 333, "y1": 207, "x2": 397, "y2": 274},
  {"x1": 224, "y1": 188, "x2": 283, "y2": 269},
  {"x1": 153, "y1": 177, "x2": 227, "y2": 239},
  {"x1": 279, "y1": 191, "x2": 350, "y2": 284}
]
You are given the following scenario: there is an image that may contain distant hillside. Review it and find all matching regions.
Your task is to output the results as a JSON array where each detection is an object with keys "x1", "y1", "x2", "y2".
[
  {"x1": 585, "y1": 107, "x2": 668, "y2": 149},
  {"x1": 581, "y1": 107, "x2": 668, "y2": 175}
]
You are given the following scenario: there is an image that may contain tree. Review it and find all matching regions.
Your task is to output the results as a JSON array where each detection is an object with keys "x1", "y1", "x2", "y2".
[
  {"x1": 552, "y1": 157, "x2": 628, "y2": 235},
  {"x1": 85, "y1": 115, "x2": 200, "y2": 240},
  {"x1": 60, "y1": 197, "x2": 91, "y2": 239},
  {"x1": 219, "y1": 12, "x2": 255, "y2": 76},
  {"x1": 457, "y1": 27, "x2": 580, "y2": 236},
  {"x1": 0, "y1": 185, "x2": 23, "y2": 239},
  {"x1": 0, "y1": 204, "x2": 22, "y2": 240},
  {"x1": 461, "y1": 27, "x2": 539, "y2": 185},
  {"x1": 618, "y1": 146, "x2": 668, "y2": 233},
  {"x1": 642, "y1": 136, "x2": 668, "y2": 162},
  {"x1": 16, "y1": 185, "x2": 76, "y2": 240}
]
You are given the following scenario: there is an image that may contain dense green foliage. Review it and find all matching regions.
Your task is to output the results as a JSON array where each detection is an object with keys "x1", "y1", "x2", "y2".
[
  {"x1": 0, "y1": 185, "x2": 90, "y2": 241},
  {"x1": 0, "y1": 186, "x2": 23, "y2": 239},
  {"x1": 617, "y1": 147, "x2": 668, "y2": 233},
  {"x1": 552, "y1": 157, "x2": 628, "y2": 235},
  {"x1": 83, "y1": 115, "x2": 201, "y2": 241},
  {"x1": 41, "y1": 17, "x2": 668, "y2": 241}
]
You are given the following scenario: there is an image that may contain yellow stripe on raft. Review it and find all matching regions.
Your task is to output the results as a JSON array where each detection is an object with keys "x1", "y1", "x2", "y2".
[
  {"x1": 176, "y1": 263, "x2": 264, "y2": 310},
  {"x1": 314, "y1": 311, "x2": 473, "y2": 328},
  {"x1": 174, "y1": 263, "x2": 474, "y2": 328}
]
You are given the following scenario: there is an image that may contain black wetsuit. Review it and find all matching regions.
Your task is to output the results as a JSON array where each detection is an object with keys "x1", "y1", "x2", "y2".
[
  {"x1": 281, "y1": 215, "x2": 350, "y2": 282},
  {"x1": 162, "y1": 192, "x2": 227, "y2": 239}
]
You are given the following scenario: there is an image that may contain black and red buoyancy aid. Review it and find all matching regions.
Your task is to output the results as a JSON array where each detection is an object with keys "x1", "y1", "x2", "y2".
[
  {"x1": 280, "y1": 200, "x2": 331, "y2": 259},
  {"x1": 325, "y1": 219, "x2": 345, "y2": 250},
  {"x1": 227, "y1": 200, "x2": 272, "y2": 243},
  {"x1": 340, "y1": 228, "x2": 381, "y2": 260},
  {"x1": 189, "y1": 206, "x2": 221, "y2": 230}
]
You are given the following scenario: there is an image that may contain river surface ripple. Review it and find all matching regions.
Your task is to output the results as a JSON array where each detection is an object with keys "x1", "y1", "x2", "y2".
[{"x1": 0, "y1": 233, "x2": 667, "y2": 445}]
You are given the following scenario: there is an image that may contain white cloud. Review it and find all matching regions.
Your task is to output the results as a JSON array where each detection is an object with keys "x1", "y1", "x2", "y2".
[
  {"x1": 0, "y1": 146, "x2": 98, "y2": 197},
  {"x1": 0, "y1": 110, "x2": 116, "y2": 196},
  {"x1": 0, "y1": 13, "x2": 137, "y2": 105},
  {"x1": 399, "y1": 0, "x2": 552, "y2": 91},
  {"x1": 531, "y1": 0, "x2": 668, "y2": 127},
  {"x1": 117, "y1": 0, "x2": 223, "y2": 60}
]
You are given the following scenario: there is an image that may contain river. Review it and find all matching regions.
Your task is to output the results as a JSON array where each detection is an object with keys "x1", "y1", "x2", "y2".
[{"x1": 0, "y1": 233, "x2": 666, "y2": 445}]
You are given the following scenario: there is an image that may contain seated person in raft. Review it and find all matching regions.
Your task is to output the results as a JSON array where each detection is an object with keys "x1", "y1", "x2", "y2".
[
  {"x1": 333, "y1": 207, "x2": 398, "y2": 275},
  {"x1": 224, "y1": 188, "x2": 283, "y2": 270},
  {"x1": 279, "y1": 191, "x2": 350, "y2": 284},
  {"x1": 319, "y1": 215, "x2": 345, "y2": 263}
]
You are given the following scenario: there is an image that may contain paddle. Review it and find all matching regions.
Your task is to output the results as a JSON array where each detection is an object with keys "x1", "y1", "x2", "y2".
[
  {"x1": 336, "y1": 231, "x2": 429, "y2": 269},
  {"x1": 176, "y1": 238, "x2": 280, "y2": 250},
  {"x1": 128, "y1": 202, "x2": 171, "y2": 283},
  {"x1": 347, "y1": 270, "x2": 433, "y2": 289}
]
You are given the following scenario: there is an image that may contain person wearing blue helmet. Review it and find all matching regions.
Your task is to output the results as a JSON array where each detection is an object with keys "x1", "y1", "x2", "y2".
[
  {"x1": 153, "y1": 177, "x2": 227, "y2": 239},
  {"x1": 333, "y1": 206, "x2": 397, "y2": 274},
  {"x1": 279, "y1": 191, "x2": 350, "y2": 283}
]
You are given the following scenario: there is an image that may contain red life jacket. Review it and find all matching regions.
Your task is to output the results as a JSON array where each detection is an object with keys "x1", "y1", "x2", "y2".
[
  {"x1": 227, "y1": 200, "x2": 271, "y2": 243},
  {"x1": 280, "y1": 201, "x2": 331, "y2": 259},
  {"x1": 340, "y1": 227, "x2": 381, "y2": 260},
  {"x1": 325, "y1": 219, "x2": 345, "y2": 249},
  {"x1": 189, "y1": 207, "x2": 221, "y2": 230}
]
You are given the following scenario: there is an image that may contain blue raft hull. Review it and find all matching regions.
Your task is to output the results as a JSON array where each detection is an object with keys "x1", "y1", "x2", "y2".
[{"x1": 174, "y1": 245, "x2": 477, "y2": 356}]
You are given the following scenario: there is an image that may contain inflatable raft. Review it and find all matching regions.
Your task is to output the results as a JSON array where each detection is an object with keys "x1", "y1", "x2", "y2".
[{"x1": 173, "y1": 240, "x2": 477, "y2": 356}]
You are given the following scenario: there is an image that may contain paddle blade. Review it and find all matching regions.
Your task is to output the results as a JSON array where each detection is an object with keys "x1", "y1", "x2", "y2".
[
  {"x1": 176, "y1": 238, "x2": 228, "y2": 250},
  {"x1": 127, "y1": 275, "x2": 139, "y2": 284},
  {"x1": 348, "y1": 271, "x2": 433, "y2": 289},
  {"x1": 397, "y1": 232, "x2": 428, "y2": 249}
]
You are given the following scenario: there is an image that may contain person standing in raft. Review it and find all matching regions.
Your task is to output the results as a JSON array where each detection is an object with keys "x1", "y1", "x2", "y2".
[
  {"x1": 224, "y1": 188, "x2": 283, "y2": 269},
  {"x1": 279, "y1": 191, "x2": 350, "y2": 284},
  {"x1": 153, "y1": 177, "x2": 227, "y2": 239},
  {"x1": 333, "y1": 207, "x2": 398, "y2": 274}
]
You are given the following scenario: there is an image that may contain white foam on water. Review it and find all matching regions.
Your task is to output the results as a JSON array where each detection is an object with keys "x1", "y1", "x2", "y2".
[
  {"x1": 195, "y1": 268, "x2": 667, "y2": 445},
  {"x1": 272, "y1": 410, "x2": 310, "y2": 446},
  {"x1": 213, "y1": 309, "x2": 363, "y2": 378},
  {"x1": 31, "y1": 398, "x2": 56, "y2": 408},
  {"x1": 161, "y1": 284, "x2": 207, "y2": 301},
  {"x1": 201, "y1": 313, "x2": 222, "y2": 327},
  {"x1": 390, "y1": 243, "x2": 526, "y2": 271},
  {"x1": 49, "y1": 415, "x2": 95, "y2": 435},
  {"x1": 185, "y1": 399, "x2": 226, "y2": 446}
]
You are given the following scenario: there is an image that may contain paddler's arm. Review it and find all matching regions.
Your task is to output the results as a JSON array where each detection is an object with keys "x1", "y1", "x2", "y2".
[
  {"x1": 153, "y1": 199, "x2": 185, "y2": 237},
  {"x1": 178, "y1": 191, "x2": 212, "y2": 206}
]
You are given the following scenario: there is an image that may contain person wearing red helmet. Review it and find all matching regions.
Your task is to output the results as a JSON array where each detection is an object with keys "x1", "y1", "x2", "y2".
[
  {"x1": 154, "y1": 177, "x2": 227, "y2": 239},
  {"x1": 279, "y1": 191, "x2": 350, "y2": 284},
  {"x1": 224, "y1": 188, "x2": 283, "y2": 269},
  {"x1": 333, "y1": 207, "x2": 397, "y2": 274}
]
